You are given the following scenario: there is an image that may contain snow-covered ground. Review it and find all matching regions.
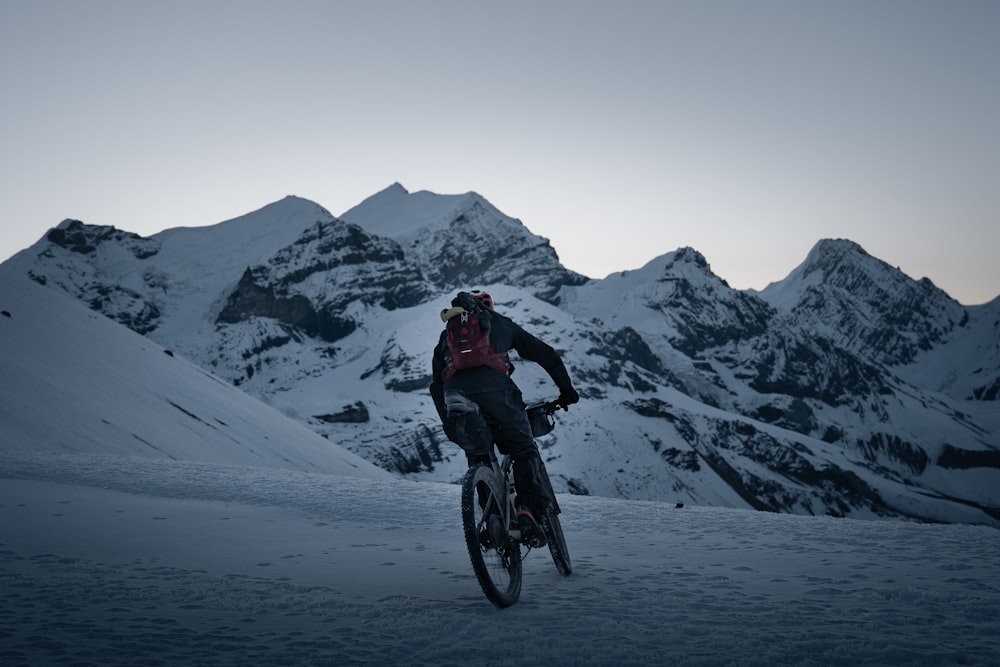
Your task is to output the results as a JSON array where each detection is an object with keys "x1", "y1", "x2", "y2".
[
  {"x1": 2, "y1": 261, "x2": 999, "y2": 665},
  {"x1": 3, "y1": 452, "x2": 999, "y2": 666}
]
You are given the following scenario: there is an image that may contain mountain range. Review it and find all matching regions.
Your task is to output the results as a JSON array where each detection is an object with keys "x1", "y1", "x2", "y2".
[{"x1": 3, "y1": 182, "x2": 997, "y2": 526}]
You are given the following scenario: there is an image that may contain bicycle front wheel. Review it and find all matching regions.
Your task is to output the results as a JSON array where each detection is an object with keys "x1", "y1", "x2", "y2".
[
  {"x1": 542, "y1": 507, "x2": 572, "y2": 576},
  {"x1": 535, "y1": 458, "x2": 572, "y2": 576},
  {"x1": 461, "y1": 464, "x2": 522, "y2": 607}
]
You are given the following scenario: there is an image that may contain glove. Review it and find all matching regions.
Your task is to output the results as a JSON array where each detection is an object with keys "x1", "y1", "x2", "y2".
[{"x1": 558, "y1": 387, "x2": 580, "y2": 410}]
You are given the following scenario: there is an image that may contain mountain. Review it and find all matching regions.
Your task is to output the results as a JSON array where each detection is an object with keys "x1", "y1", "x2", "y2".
[
  {"x1": 0, "y1": 265, "x2": 390, "y2": 480},
  {"x1": 760, "y1": 238, "x2": 1000, "y2": 404},
  {"x1": 3, "y1": 230, "x2": 999, "y2": 664},
  {"x1": 2, "y1": 183, "x2": 998, "y2": 526},
  {"x1": 758, "y1": 239, "x2": 970, "y2": 366},
  {"x1": 339, "y1": 183, "x2": 588, "y2": 301}
]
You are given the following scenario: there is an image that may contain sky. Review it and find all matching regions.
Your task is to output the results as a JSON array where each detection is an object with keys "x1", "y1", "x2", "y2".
[{"x1": 2, "y1": 1, "x2": 998, "y2": 305}]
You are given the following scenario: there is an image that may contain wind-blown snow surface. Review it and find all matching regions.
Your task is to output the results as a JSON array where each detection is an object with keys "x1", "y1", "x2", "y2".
[
  {"x1": 3, "y1": 455, "x2": 999, "y2": 666},
  {"x1": 2, "y1": 247, "x2": 1000, "y2": 665}
]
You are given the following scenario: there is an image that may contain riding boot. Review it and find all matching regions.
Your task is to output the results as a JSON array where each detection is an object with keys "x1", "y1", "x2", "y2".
[{"x1": 512, "y1": 450, "x2": 550, "y2": 517}]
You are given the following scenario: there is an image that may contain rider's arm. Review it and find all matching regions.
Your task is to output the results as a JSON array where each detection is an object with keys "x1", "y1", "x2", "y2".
[{"x1": 507, "y1": 319, "x2": 574, "y2": 394}]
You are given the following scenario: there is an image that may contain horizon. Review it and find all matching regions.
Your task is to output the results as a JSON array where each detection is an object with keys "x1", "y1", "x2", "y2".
[{"x1": 8, "y1": 185, "x2": 997, "y2": 307}]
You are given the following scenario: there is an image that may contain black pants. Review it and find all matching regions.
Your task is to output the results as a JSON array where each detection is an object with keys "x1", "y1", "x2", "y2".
[{"x1": 444, "y1": 386, "x2": 550, "y2": 516}]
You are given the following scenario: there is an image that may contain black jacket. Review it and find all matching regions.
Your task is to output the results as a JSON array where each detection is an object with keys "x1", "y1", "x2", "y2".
[{"x1": 429, "y1": 310, "x2": 573, "y2": 422}]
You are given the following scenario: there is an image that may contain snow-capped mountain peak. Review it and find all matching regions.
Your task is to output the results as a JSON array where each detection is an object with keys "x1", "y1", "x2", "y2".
[
  {"x1": 760, "y1": 238, "x2": 968, "y2": 366},
  {"x1": 342, "y1": 183, "x2": 587, "y2": 299},
  {"x1": 341, "y1": 182, "x2": 482, "y2": 245},
  {"x1": 3, "y1": 186, "x2": 997, "y2": 527}
]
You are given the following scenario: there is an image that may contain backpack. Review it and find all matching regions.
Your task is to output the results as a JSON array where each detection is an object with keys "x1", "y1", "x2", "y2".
[{"x1": 441, "y1": 294, "x2": 509, "y2": 381}]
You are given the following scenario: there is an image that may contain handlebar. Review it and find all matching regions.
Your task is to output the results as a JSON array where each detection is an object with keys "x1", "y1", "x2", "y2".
[{"x1": 529, "y1": 399, "x2": 568, "y2": 415}]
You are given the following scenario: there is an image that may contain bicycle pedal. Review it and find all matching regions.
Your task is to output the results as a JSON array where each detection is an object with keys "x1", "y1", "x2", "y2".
[{"x1": 517, "y1": 513, "x2": 547, "y2": 548}]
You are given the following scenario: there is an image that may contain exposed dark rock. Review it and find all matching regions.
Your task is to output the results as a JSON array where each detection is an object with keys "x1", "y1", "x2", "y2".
[
  {"x1": 754, "y1": 398, "x2": 816, "y2": 435},
  {"x1": 386, "y1": 376, "x2": 433, "y2": 393},
  {"x1": 372, "y1": 424, "x2": 446, "y2": 474},
  {"x1": 937, "y1": 445, "x2": 1000, "y2": 470},
  {"x1": 625, "y1": 397, "x2": 676, "y2": 420},
  {"x1": 750, "y1": 333, "x2": 886, "y2": 407},
  {"x1": 269, "y1": 220, "x2": 433, "y2": 311},
  {"x1": 853, "y1": 433, "x2": 930, "y2": 474},
  {"x1": 587, "y1": 326, "x2": 665, "y2": 375},
  {"x1": 217, "y1": 268, "x2": 356, "y2": 343},
  {"x1": 240, "y1": 334, "x2": 292, "y2": 360},
  {"x1": 971, "y1": 377, "x2": 1000, "y2": 401},
  {"x1": 659, "y1": 447, "x2": 700, "y2": 471},
  {"x1": 315, "y1": 401, "x2": 370, "y2": 424},
  {"x1": 85, "y1": 284, "x2": 162, "y2": 335},
  {"x1": 47, "y1": 220, "x2": 160, "y2": 259}
]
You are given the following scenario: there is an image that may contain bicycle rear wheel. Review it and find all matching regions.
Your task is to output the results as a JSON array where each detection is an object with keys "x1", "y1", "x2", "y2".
[{"x1": 461, "y1": 464, "x2": 522, "y2": 607}]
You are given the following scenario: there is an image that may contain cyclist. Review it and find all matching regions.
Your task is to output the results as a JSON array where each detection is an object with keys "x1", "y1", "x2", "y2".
[{"x1": 430, "y1": 290, "x2": 580, "y2": 547}]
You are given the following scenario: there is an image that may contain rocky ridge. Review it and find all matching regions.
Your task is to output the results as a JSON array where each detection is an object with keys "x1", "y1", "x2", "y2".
[{"x1": 4, "y1": 184, "x2": 998, "y2": 526}]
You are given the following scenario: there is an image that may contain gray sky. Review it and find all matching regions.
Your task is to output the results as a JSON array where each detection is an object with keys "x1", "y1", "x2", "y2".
[{"x1": 2, "y1": 0, "x2": 998, "y2": 304}]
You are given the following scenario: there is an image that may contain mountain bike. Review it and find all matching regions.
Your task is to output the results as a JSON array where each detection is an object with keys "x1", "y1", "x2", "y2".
[{"x1": 460, "y1": 399, "x2": 572, "y2": 608}]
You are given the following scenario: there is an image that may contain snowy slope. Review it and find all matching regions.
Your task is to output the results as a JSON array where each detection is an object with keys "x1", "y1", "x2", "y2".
[
  {"x1": 896, "y1": 294, "x2": 1000, "y2": 403},
  {"x1": 0, "y1": 269, "x2": 390, "y2": 479}
]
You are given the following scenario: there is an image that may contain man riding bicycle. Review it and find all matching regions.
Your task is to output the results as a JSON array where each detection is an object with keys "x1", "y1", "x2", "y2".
[{"x1": 430, "y1": 290, "x2": 580, "y2": 547}]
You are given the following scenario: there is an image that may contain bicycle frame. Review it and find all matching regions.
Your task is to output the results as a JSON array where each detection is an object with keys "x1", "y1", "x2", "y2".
[
  {"x1": 490, "y1": 452, "x2": 523, "y2": 544},
  {"x1": 459, "y1": 397, "x2": 572, "y2": 606},
  {"x1": 484, "y1": 439, "x2": 561, "y2": 546}
]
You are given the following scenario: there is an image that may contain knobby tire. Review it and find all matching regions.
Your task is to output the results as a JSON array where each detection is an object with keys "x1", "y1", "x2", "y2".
[
  {"x1": 461, "y1": 464, "x2": 522, "y2": 607},
  {"x1": 536, "y1": 458, "x2": 573, "y2": 576},
  {"x1": 541, "y1": 507, "x2": 572, "y2": 576}
]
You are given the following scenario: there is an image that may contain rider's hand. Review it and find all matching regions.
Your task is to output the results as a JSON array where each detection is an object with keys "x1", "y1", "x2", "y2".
[{"x1": 558, "y1": 387, "x2": 580, "y2": 410}]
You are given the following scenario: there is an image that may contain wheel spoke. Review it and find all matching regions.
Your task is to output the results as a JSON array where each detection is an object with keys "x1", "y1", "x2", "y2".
[{"x1": 461, "y1": 464, "x2": 521, "y2": 607}]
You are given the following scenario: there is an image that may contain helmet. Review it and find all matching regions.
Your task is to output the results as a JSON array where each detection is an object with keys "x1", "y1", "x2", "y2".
[{"x1": 469, "y1": 289, "x2": 494, "y2": 311}]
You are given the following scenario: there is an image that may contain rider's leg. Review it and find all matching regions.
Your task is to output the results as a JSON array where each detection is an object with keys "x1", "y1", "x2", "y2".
[
  {"x1": 473, "y1": 388, "x2": 550, "y2": 517},
  {"x1": 444, "y1": 390, "x2": 491, "y2": 466},
  {"x1": 511, "y1": 453, "x2": 549, "y2": 516}
]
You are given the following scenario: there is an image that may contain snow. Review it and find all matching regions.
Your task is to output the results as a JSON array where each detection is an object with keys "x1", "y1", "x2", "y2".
[
  {"x1": 0, "y1": 274, "x2": 386, "y2": 479},
  {"x1": 340, "y1": 182, "x2": 481, "y2": 245},
  {"x1": 3, "y1": 238, "x2": 1000, "y2": 665},
  {"x1": 3, "y1": 453, "x2": 999, "y2": 666},
  {"x1": 150, "y1": 196, "x2": 338, "y2": 344}
]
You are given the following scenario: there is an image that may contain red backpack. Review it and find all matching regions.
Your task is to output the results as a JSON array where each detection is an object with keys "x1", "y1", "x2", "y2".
[{"x1": 441, "y1": 302, "x2": 509, "y2": 381}]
